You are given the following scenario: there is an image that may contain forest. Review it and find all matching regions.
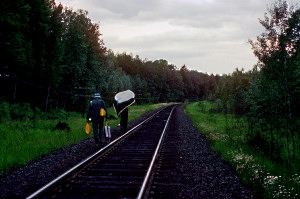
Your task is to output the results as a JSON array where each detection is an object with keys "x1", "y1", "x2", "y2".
[
  {"x1": 0, "y1": 0, "x2": 219, "y2": 115},
  {"x1": 0, "y1": 0, "x2": 299, "y2": 169}
]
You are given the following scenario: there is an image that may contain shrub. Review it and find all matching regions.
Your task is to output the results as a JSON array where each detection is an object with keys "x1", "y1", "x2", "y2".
[
  {"x1": 10, "y1": 103, "x2": 22, "y2": 120},
  {"x1": 0, "y1": 101, "x2": 11, "y2": 122},
  {"x1": 207, "y1": 93, "x2": 216, "y2": 102},
  {"x1": 2, "y1": 101, "x2": 71, "y2": 121},
  {"x1": 183, "y1": 99, "x2": 189, "y2": 109},
  {"x1": 10, "y1": 103, "x2": 34, "y2": 121},
  {"x1": 47, "y1": 108, "x2": 68, "y2": 120},
  {"x1": 22, "y1": 103, "x2": 34, "y2": 120},
  {"x1": 198, "y1": 101, "x2": 206, "y2": 112},
  {"x1": 208, "y1": 107, "x2": 218, "y2": 114},
  {"x1": 33, "y1": 107, "x2": 47, "y2": 121},
  {"x1": 215, "y1": 99, "x2": 223, "y2": 113}
]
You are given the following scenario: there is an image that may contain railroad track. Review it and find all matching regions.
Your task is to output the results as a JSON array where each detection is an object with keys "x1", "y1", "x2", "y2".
[{"x1": 27, "y1": 105, "x2": 176, "y2": 199}]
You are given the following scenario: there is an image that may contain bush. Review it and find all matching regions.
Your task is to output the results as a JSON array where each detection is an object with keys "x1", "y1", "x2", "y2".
[
  {"x1": 47, "y1": 108, "x2": 68, "y2": 120},
  {"x1": 10, "y1": 103, "x2": 22, "y2": 120},
  {"x1": 198, "y1": 101, "x2": 206, "y2": 112},
  {"x1": 215, "y1": 99, "x2": 224, "y2": 113},
  {"x1": 183, "y1": 99, "x2": 189, "y2": 109},
  {"x1": 1, "y1": 101, "x2": 71, "y2": 121},
  {"x1": 33, "y1": 107, "x2": 47, "y2": 121},
  {"x1": 0, "y1": 101, "x2": 11, "y2": 122},
  {"x1": 22, "y1": 103, "x2": 34, "y2": 120},
  {"x1": 208, "y1": 99, "x2": 224, "y2": 114},
  {"x1": 10, "y1": 103, "x2": 34, "y2": 121},
  {"x1": 208, "y1": 107, "x2": 218, "y2": 114},
  {"x1": 207, "y1": 93, "x2": 216, "y2": 102}
]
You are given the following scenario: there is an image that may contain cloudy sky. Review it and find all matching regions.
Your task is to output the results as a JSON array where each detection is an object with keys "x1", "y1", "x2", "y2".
[{"x1": 56, "y1": 0, "x2": 286, "y2": 74}]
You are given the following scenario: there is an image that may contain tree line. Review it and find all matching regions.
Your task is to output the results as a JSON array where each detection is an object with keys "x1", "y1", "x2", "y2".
[
  {"x1": 0, "y1": 0, "x2": 218, "y2": 114},
  {"x1": 214, "y1": 0, "x2": 299, "y2": 165},
  {"x1": 1, "y1": 0, "x2": 299, "y2": 164}
]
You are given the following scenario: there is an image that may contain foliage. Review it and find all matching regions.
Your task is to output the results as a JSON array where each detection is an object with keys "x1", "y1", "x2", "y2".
[
  {"x1": 248, "y1": 0, "x2": 300, "y2": 164},
  {"x1": 9, "y1": 103, "x2": 34, "y2": 121},
  {"x1": 185, "y1": 102, "x2": 299, "y2": 199},
  {"x1": 214, "y1": 0, "x2": 300, "y2": 166},
  {"x1": 0, "y1": 101, "x2": 74, "y2": 122},
  {"x1": 0, "y1": 0, "x2": 217, "y2": 113},
  {"x1": 47, "y1": 108, "x2": 68, "y2": 120},
  {"x1": 0, "y1": 101, "x2": 11, "y2": 122},
  {"x1": 0, "y1": 103, "x2": 171, "y2": 174},
  {"x1": 215, "y1": 68, "x2": 253, "y2": 116},
  {"x1": 195, "y1": 2, "x2": 300, "y2": 191}
]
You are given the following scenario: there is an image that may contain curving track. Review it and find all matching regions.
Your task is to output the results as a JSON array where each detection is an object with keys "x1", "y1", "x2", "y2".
[{"x1": 27, "y1": 105, "x2": 176, "y2": 199}]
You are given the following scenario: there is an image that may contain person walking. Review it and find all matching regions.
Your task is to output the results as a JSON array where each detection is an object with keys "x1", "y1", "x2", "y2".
[
  {"x1": 120, "y1": 107, "x2": 128, "y2": 134},
  {"x1": 113, "y1": 90, "x2": 135, "y2": 134},
  {"x1": 87, "y1": 93, "x2": 107, "y2": 147}
]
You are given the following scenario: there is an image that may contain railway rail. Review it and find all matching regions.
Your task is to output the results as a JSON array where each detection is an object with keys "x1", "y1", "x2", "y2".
[{"x1": 26, "y1": 105, "x2": 176, "y2": 199}]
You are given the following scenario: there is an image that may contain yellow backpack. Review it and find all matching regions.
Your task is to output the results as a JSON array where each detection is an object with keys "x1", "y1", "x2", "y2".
[
  {"x1": 90, "y1": 101, "x2": 106, "y2": 117},
  {"x1": 100, "y1": 108, "x2": 106, "y2": 117}
]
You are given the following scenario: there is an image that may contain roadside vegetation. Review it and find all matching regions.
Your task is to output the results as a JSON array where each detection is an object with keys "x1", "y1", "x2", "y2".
[
  {"x1": 0, "y1": 102, "x2": 169, "y2": 174},
  {"x1": 184, "y1": 2, "x2": 299, "y2": 198},
  {"x1": 185, "y1": 102, "x2": 299, "y2": 198}
]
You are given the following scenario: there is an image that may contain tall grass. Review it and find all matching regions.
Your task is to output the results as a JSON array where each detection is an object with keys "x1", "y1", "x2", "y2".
[
  {"x1": 185, "y1": 102, "x2": 299, "y2": 199},
  {"x1": 0, "y1": 103, "x2": 169, "y2": 174}
]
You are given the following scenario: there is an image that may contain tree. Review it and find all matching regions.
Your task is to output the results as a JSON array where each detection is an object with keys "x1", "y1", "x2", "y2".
[{"x1": 249, "y1": 0, "x2": 299, "y2": 163}]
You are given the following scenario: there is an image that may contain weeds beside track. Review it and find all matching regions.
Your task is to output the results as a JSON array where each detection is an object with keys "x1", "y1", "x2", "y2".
[
  {"x1": 0, "y1": 103, "x2": 171, "y2": 174},
  {"x1": 185, "y1": 102, "x2": 299, "y2": 199}
]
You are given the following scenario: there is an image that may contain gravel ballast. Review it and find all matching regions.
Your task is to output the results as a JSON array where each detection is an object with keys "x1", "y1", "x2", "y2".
[
  {"x1": 150, "y1": 104, "x2": 255, "y2": 198},
  {"x1": 0, "y1": 105, "x2": 254, "y2": 198}
]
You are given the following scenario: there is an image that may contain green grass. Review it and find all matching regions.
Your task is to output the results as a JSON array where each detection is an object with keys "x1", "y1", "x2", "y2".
[
  {"x1": 185, "y1": 101, "x2": 299, "y2": 199},
  {"x1": 0, "y1": 103, "x2": 170, "y2": 174}
]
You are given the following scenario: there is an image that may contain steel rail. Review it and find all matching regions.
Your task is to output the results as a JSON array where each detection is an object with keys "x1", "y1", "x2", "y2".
[
  {"x1": 137, "y1": 105, "x2": 176, "y2": 199},
  {"x1": 26, "y1": 106, "x2": 169, "y2": 199}
]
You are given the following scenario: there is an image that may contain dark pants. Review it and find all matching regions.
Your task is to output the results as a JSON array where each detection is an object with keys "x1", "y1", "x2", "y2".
[
  {"x1": 120, "y1": 108, "x2": 128, "y2": 133},
  {"x1": 92, "y1": 117, "x2": 104, "y2": 144}
]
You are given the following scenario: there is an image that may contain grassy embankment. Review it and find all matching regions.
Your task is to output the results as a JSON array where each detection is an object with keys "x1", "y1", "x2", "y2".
[
  {"x1": 0, "y1": 103, "x2": 170, "y2": 174},
  {"x1": 185, "y1": 102, "x2": 299, "y2": 199}
]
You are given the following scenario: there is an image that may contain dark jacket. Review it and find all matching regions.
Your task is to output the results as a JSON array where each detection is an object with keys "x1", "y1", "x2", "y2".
[{"x1": 86, "y1": 98, "x2": 107, "y2": 121}]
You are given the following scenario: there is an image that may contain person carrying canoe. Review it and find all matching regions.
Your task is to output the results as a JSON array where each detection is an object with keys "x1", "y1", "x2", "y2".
[{"x1": 113, "y1": 90, "x2": 135, "y2": 134}]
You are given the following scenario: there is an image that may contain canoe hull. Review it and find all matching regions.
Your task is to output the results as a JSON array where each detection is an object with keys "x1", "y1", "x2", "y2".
[{"x1": 113, "y1": 90, "x2": 135, "y2": 115}]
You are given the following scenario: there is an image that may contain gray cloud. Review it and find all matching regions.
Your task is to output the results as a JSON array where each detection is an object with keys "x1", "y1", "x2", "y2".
[{"x1": 57, "y1": 0, "x2": 281, "y2": 74}]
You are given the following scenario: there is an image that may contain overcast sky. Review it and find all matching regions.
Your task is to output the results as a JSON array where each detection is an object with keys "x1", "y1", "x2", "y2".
[{"x1": 56, "y1": 0, "x2": 289, "y2": 75}]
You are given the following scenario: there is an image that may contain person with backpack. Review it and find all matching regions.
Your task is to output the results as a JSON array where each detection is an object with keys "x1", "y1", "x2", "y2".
[{"x1": 87, "y1": 93, "x2": 108, "y2": 147}]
